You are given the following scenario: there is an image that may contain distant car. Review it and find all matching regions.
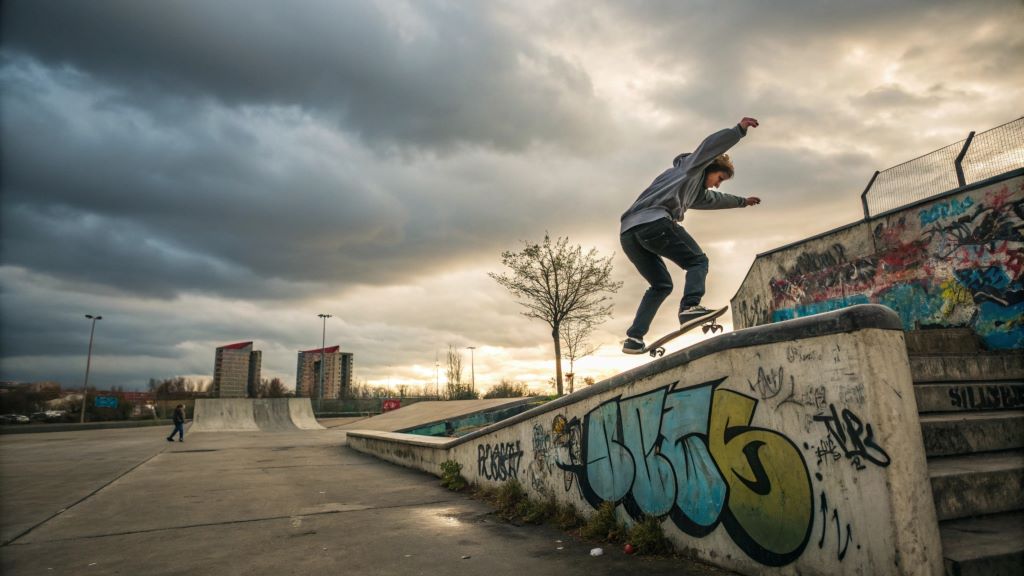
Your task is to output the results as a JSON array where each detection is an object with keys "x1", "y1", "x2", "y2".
[
  {"x1": 0, "y1": 414, "x2": 30, "y2": 424},
  {"x1": 29, "y1": 411, "x2": 68, "y2": 423}
]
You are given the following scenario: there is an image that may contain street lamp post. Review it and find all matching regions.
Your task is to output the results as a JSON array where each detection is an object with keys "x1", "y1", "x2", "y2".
[
  {"x1": 81, "y1": 314, "x2": 102, "y2": 423},
  {"x1": 317, "y1": 314, "x2": 332, "y2": 413},
  {"x1": 467, "y1": 346, "x2": 476, "y2": 396}
]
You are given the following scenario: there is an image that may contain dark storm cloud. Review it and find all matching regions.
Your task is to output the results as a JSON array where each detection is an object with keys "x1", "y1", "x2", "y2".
[
  {"x1": 0, "y1": 54, "x2": 587, "y2": 300},
  {"x1": 1, "y1": 0, "x2": 607, "y2": 151},
  {"x1": 2, "y1": 0, "x2": 1021, "y2": 388}
]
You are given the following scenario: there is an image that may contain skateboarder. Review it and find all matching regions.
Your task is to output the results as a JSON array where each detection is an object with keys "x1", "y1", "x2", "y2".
[
  {"x1": 167, "y1": 404, "x2": 185, "y2": 442},
  {"x1": 621, "y1": 117, "x2": 762, "y2": 354}
]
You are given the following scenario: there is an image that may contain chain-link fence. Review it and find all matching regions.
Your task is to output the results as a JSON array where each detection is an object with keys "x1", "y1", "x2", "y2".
[{"x1": 861, "y1": 116, "x2": 1024, "y2": 218}]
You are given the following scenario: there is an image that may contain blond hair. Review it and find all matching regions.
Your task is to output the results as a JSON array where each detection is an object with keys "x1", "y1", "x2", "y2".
[{"x1": 707, "y1": 153, "x2": 734, "y2": 177}]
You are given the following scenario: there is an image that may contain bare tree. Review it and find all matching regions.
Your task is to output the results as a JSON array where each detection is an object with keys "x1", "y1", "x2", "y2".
[
  {"x1": 561, "y1": 317, "x2": 600, "y2": 394},
  {"x1": 490, "y1": 234, "x2": 621, "y2": 396},
  {"x1": 446, "y1": 344, "x2": 474, "y2": 399},
  {"x1": 254, "y1": 377, "x2": 290, "y2": 398}
]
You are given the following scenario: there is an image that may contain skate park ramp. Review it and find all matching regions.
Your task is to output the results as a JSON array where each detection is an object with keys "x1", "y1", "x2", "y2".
[
  {"x1": 192, "y1": 398, "x2": 324, "y2": 432},
  {"x1": 288, "y1": 397, "x2": 325, "y2": 430},
  {"x1": 335, "y1": 398, "x2": 538, "y2": 434}
]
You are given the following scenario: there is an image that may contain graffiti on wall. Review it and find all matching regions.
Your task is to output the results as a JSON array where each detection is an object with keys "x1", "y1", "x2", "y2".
[
  {"x1": 477, "y1": 441, "x2": 524, "y2": 481},
  {"x1": 525, "y1": 415, "x2": 585, "y2": 495},
  {"x1": 948, "y1": 383, "x2": 1024, "y2": 410},
  {"x1": 555, "y1": 378, "x2": 814, "y2": 566},
  {"x1": 811, "y1": 404, "x2": 891, "y2": 471},
  {"x1": 752, "y1": 182, "x2": 1024, "y2": 348}
]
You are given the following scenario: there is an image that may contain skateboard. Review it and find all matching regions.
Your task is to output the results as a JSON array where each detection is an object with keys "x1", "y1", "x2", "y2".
[{"x1": 641, "y1": 306, "x2": 727, "y2": 357}]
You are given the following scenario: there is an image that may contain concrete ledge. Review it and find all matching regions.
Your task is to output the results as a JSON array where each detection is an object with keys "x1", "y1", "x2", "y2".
[
  {"x1": 346, "y1": 431, "x2": 453, "y2": 475},
  {"x1": 348, "y1": 305, "x2": 942, "y2": 575},
  {"x1": 346, "y1": 430, "x2": 456, "y2": 448},
  {"x1": 454, "y1": 304, "x2": 903, "y2": 448}
]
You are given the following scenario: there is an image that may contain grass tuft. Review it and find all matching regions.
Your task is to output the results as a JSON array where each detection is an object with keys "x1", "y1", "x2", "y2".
[
  {"x1": 627, "y1": 514, "x2": 673, "y2": 555},
  {"x1": 439, "y1": 460, "x2": 467, "y2": 491},
  {"x1": 581, "y1": 501, "x2": 626, "y2": 542}
]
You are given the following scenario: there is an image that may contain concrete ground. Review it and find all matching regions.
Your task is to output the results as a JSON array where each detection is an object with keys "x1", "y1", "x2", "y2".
[{"x1": 0, "y1": 425, "x2": 736, "y2": 576}]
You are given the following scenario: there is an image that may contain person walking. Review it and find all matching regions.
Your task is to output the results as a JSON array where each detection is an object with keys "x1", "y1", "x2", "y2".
[
  {"x1": 620, "y1": 117, "x2": 762, "y2": 354},
  {"x1": 167, "y1": 404, "x2": 185, "y2": 442}
]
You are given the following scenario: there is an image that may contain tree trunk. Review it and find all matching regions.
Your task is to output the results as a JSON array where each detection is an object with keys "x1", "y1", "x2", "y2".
[{"x1": 552, "y1": 325, "x2": 564, "y2": 396}]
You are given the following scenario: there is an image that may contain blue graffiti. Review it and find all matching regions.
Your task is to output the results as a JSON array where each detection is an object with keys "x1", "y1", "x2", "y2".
[
  {"x1": 919, "y1": 197, "x2": 974, "y2": 227},
  {"x1": 955, "y1": 266, "x2": 1023, "y2": 307},
  {"x1": 771, "y1": 280, "x2": 1023, "y2": 349},
  {"x1": 558, "y1": 378, "x2": 814, "y2": 566},
  {"x1": 772, "y1": 295, "x2": 870, "y2": 323}
]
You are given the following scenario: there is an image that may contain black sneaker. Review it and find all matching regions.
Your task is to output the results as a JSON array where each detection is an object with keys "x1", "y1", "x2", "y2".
[
  {"x1": 622, "y1": 337, "x2": 645, "y2": 354},
  {"x1": 166, "y1": 437, "x2": 173, "y2": 442},
  {"x1": 679, "y1": 305, "x2": 714, "y2": 326}
]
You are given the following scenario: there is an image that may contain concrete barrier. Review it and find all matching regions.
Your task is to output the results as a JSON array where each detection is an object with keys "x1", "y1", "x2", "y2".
[
  {"x1": 192, "y1": 398, "x2": 322, "y2": 432},
  {"x1": 347, "y1": 305, "x2": 944, "y2": 576}
]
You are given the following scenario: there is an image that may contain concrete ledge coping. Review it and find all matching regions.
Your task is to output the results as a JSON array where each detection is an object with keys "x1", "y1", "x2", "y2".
[
  {"x1": 346, "y1": 429, "x2": 458, "y2": 448},
  {"x1": 450, "y1": 304, "x2": 902, "y2": 447},
  {"x1": 351, "y1": 304, "x2": 901, "y2": 450}
]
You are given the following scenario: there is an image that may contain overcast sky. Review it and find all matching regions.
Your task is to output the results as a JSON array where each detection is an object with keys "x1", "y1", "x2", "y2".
[{"x1": 2, "y1": 0, "x2": 1021, "y2": 393}]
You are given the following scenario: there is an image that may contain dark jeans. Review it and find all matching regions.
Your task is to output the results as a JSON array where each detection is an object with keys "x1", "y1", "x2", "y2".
[
  {"x1": 170, "y1": 422, "x2": 184, "y2": 440},
  {"x1": 620, "y1": 218, "x2": 709, "y2": 339}
]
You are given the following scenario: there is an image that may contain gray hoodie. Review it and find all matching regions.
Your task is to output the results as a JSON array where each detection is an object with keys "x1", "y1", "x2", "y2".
[{"x1": 620, "y1": 124, "x2": 748, "y2": 234}]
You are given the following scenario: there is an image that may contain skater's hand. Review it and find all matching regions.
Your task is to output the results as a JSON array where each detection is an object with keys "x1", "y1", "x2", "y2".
[
  {"x1": 744, "y1": 197, "x2": 761, "y2": 206},
  {"x1": 739, "y1": 117, "x2": 759, "y2": 130}
]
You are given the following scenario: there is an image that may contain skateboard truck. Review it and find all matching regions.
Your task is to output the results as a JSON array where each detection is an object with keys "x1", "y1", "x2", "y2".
[{"x1": 700, "y1": 317, "x2": 724, "y2": 334}]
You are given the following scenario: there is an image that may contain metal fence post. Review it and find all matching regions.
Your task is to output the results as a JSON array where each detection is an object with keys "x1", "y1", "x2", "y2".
[
  {"x1": 954, "y1": 131, "x2": 976, "y2": 187},
  {"x1": 860, "y1": 170, "x2": 879, "y2": 220}
]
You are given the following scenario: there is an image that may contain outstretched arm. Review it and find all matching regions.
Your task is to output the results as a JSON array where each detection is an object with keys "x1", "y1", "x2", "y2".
[
  {"x1": 680, "y1": 117, "x2": 760, "y2": 179},
  {"x1": 691, "y1": 190, "x2": 755, "y2": 210}
]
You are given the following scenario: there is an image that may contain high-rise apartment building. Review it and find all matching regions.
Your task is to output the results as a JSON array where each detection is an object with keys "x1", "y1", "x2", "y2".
[
  {"x1": 295, "y1": 346, "x2": 353, "y2": 400},
  {"x1": 212, "y1": 341, "x2": 262, "y2": 398}
]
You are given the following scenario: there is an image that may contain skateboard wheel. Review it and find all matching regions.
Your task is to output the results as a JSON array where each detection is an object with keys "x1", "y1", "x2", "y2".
[{"x1": 701, "y1": 325, "x2": 711, "y2": 333}]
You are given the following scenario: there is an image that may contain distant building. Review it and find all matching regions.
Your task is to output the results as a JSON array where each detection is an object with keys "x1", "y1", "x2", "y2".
[
  {"x1": 295, "y1": 346, "x2": 353, "y2": 400},
  {"x1": 212, "y1": 341, "x2": 262, "y2": 398}
]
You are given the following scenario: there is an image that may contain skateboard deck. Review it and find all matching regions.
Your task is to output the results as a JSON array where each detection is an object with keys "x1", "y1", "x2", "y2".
[{"x1": 641, "y1": 306, "x2": 728, "y2": 357}]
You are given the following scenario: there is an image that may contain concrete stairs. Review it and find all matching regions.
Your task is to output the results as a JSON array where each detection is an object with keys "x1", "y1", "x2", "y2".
[{"x1": 907, "y1": 328, "x2": 1024, "y2": 576}]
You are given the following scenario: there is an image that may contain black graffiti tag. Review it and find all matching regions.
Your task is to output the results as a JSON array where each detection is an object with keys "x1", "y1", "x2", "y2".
[
  {"x1": 818, "y1": 491, "x2": 854, "y2": 561},
  {"x1": 748, "y1": 366, "x2": 788, "y2": 400},
  {"x1": 812, "y1": 404, "x2": 890, "y2": 470},
  {"x1": 477, "y1": 441, "x2": 525, "y2": 481}
]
